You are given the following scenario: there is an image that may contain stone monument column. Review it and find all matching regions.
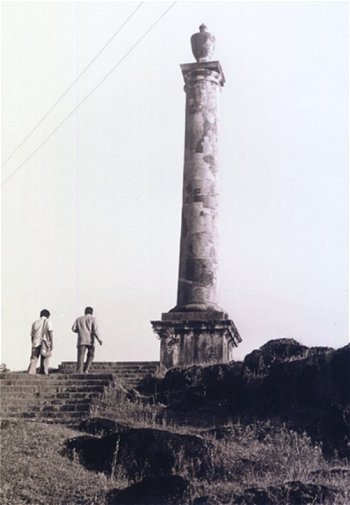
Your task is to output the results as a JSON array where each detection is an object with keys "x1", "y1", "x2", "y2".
[{"x1": 152, "y1": 25, "x2": 241, "y2": 371}]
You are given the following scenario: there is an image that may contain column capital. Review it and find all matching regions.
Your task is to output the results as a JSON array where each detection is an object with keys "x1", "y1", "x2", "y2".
[{"x1": 180, "y1": 60, "x2": 225, "y2": 87}]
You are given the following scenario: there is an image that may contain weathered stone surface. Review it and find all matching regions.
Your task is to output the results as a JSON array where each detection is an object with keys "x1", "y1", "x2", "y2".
[
  {"x1": 0, "y1": 372, "x2": 115, "y2": 424},
  {"x1": 151, "y1": 26, "x2": 241, "y2": 370},
  {"x1": 232, "y1": 481, "x2": 336, "y2": 505},
  {"x1": 140, "y1": 340, "x2": 350, "y2": 458},
  {"x1": 106, "y1": 476, "x2": 191, "y2": 505},
  {"x1": 65, "y1": 428, "x2": 212, "y2": 481},
  {"x1": 152, "y1": 319, "x2": 241, "y2": 370},
  {"x1": 175, "y1": 60, "x2": 223, "y2": 312},
  {"x1": 244, "y1": 338, "x2": 309, "y2": 374},
  {"x1": 243, "y1": 338, "x2": 334, "y2": 376},
  {"x1": 162, "y1": 311, "x2": 228, "y2": 321},
  {"x1": 65, "y1": 434, "x2": 119, "y2": 473},
  {"x1": 78, "y1": 417, "x2": 129, "y2": 436},
  {"x1": 191, "y1": 24, "x2": 216, "y2": 63}
]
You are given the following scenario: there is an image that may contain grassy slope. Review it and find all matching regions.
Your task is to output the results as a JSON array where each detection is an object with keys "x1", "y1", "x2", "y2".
[
  {"x1": 0, "y1": 422, "x2": 125, "y2": 505},
  {"x1": 1, "y1": 418, "x2": 349, "y2": 505}
]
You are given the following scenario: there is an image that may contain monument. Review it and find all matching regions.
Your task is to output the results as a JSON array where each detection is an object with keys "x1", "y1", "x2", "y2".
[{"x1": 152, "y1": 25, "x2": 241, "y2": 371}]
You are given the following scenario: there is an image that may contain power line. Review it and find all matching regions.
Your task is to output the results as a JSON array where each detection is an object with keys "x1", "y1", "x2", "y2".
[
  {"x1": 2, "y1": 1, "x2": 176, "y2": 186},
  {"x1": 1, "y1": 1, "x2": 144, "y2": 168}
]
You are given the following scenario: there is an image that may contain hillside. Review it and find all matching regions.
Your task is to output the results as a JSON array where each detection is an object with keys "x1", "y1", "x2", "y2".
[
  {"x1": 138, "y1": 339, "x2": 350, "y2": 459},
  {"x1": 1, "y1": 339, "x2": 349, "y2": 505}
]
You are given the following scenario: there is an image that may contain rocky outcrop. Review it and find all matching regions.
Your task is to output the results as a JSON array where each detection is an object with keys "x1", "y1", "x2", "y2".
[
  {"x1": 78, "y1": 417, "x2": 130, "y2": 436},
  {"x1": 243, "y1": 339, "x2": 333, "y2": 376},
  {"x1": 139, "y1": 340, "x2": 350, "y2": 458},
  {"x1": 106, "y1": 476, "x2": 191, "y2": 505},
  {"x1": 65, "y1": 427, "x2": 212, "y2": 482}
]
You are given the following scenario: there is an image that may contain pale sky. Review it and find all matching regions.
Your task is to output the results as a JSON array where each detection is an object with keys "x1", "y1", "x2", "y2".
[{"x1": 1, "y1": 1, "x2": 348, "y2": 371}]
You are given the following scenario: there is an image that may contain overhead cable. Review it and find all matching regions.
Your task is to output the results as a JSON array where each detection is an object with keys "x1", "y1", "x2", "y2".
[
  {"x1": 2, "y1": 1, "x2": 176, "y2": 186},
  {"x1": 1, "y1": 1, "x2": 144, "y2": 168}
]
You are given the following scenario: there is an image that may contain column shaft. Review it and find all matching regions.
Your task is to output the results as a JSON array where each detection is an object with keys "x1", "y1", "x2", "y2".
[{"x1": 175, "y1": 64, "x2": 224, "y2": 312}]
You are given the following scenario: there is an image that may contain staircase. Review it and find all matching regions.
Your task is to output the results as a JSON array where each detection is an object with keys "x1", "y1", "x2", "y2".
[
  {"x1": 58, "y1": 361, "x2": 159, "y2": 388},
  {"x1": 0, "y1": 362, "x2": 158, "y2": 425}
]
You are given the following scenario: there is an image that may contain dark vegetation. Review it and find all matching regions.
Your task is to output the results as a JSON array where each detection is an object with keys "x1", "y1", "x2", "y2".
[
  {"x1": 1, "y1": 339, "x2": 349, "y2": 504},
  {"x1": 137, "y1": 339, "x2": 350, "y2": 459}
]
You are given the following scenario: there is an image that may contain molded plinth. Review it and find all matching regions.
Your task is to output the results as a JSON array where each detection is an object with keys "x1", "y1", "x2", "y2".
[{"x1": 151, "y1": 313, "x2": 241, "y2": 371}]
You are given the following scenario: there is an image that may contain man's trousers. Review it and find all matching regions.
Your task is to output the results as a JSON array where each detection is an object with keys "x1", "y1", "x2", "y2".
[
  {"x1": 77, "y1": 345, "x2": 95, "y2": 373},
  {"x1": 28, "y1": 346, "x2": 49, "y2": 375}
]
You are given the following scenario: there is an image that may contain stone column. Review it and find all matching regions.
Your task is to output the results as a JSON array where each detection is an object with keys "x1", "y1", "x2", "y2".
[
  {"x1": 152, "y1": 25, "x2": 241, "y2": 372},
  {"x1": 176, "y1": 30, "x2": 224, "y2": 313}
]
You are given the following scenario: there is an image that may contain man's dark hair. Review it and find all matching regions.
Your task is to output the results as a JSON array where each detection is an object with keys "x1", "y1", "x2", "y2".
[
  {"x1": 40, "y1": 309, "x2": 50, "y2": 318},
  {"x1": 85, "y1": 307, "x2": 93, "y2": 315}
]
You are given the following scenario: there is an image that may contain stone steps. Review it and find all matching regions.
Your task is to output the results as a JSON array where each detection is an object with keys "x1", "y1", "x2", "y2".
[
  {"x1": 7, "y1": 411, "x2": 87, "y2": 421},
  {"x1": 1, "y1": 396, "x2": 92, "y2": 406},
  {"x1": 0, "y1": 385, "x2": 106, "y2": 394},
  {"x1": 57, "y1": 361, "x2": 158, "y2": 388},
  {"x1": 59, "y1": 361, "x2": 159, "y2": 366},
  {"x1": 1, "y1": 378, "x2": 112, "y2": 385},
  {"x1": 0, "y1": 361, "x2": 159, "y2": 425},
  {"x1": 1, "y1": 391, "x2": 98, "y2": 398},
  {"x1": 4, "y1": 404, "x2": 91, "y2": 413},
  {"x1": 1, "y1": 380, "x2": 111, "y2": 387},
  {"x1": 58, "y1": 361, "x2": 159, "y2": 387},
  {"x1": 0, "y1": 372, "x2": 116, "y2": 379},
  {"x1": 0, "y1": 371, "x2": 114, "y2": 424},
  {"x1": 58, "y1": 361, "x2": 158, "y2": 373}
]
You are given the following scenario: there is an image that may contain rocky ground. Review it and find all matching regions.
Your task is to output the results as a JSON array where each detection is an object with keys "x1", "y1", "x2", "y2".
[
  {"x1": 1, "y1": 339, "x2": 349, "y2": 504},
  {"x1": 138, "y1": 339, "x2": 350, "y2": 459}
]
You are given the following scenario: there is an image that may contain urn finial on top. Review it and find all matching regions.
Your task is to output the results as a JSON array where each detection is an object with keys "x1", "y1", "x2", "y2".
[{"x1": 191, "y1": 24, "x2": 216, "y2": 62}]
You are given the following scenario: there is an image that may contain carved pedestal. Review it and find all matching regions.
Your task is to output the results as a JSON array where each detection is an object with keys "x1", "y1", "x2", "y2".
[{"x1": 151, "y1": 312, "x2": 241, "y2": 372}]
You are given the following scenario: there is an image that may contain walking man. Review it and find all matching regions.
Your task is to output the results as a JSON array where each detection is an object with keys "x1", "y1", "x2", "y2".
[
  {"x1": 28, "y1": 309, "x2": 53, "y2": 375},
  {"x1": 72, "y1": 307, "x2": 102, "y2": 373}
]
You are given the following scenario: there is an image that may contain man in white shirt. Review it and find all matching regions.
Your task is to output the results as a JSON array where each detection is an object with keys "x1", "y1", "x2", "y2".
[
  {"x1": 72, "y1": 306, "x2": 102, "y2": 373},
  {"x1": 28, "y1": 309, "x2": 53, "y2": 375}
]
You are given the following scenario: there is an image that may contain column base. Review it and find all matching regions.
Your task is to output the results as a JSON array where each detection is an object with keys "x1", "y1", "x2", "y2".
[{"x1": 151, "y1": 311, "x2": 242, "y2": 371}]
